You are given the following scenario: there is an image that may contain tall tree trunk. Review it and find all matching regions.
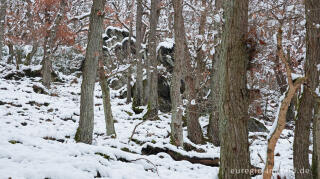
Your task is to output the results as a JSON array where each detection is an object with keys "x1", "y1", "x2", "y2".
[
  {"x1": 301, "y1": 1, "x2": 320, "y2": 178},
  {"x1": 133, "y1": 0, "x2": 144, "y2": 107},
  {"x1": 75, "y1": 0, "x2": 106, "y2": 144},
  {"x1": 184, "y1": 0, "x2": 207, "y2": 145},
  {"x1": 126, "y1": 20, "x2": 133, "y2": 104},
  {"x1": 208, "y1": 0, "x2": 222, "y2": 146},
  {"x1": 98, "y1": 59, "x2": 116, "y2": 136},
  {"x1": 170, "y1": 0, "x2": 184, "y2": 147},
  {"x1": 218, "y1": 0, "x2": 251, "y2": 178},
  {"x1": 144, "y1": 0, "x2": 160, "y2": 121},
  {"x1": 263, "y1": 27, "x2": 306, "y2": 179},
  {"x1": 0, "y1": 0, "x2": 6, "y2": 60}
]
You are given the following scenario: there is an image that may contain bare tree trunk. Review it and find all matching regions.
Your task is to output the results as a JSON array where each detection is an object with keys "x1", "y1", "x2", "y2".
[
  {"x1": 98, "y1": 59, "x2": 116, "y2": 136},
  {"x1": 41, "y1": 38, "x2": 52, "y2": 89},
  {"x1": 208, "y1": 0, "x2": 222, "y2": 146},
  {"x1": 144, "y1": 0, "x2": 160, "y2": 121},
  {"x1": 293, "y1": 90, "x2": 312, "y2": 179},
  {"x1": 184, "y1": 0, "x2": 207, "y2": 145},
  {"x1": 41, "y1": 0, "x2": 67, "y2": 88},
  {"x1": 75, "y1": 0, "x2": 106, "y2": 144},
  {"x1": 218, "y1": 0, "x2": 251, "y2": 178},
  {"x1": 126, "y1": 21, "x2": 133, "y2": 104},
  {"x1": 15, "y1": 46, "x2": 23, "y2": 70},
  {"x1": 301, "y1": 1, "x2": 320, "y2": 178},
  {"x1": 170, "y1": 0, "x2": 184, "y2": 147},
  {"x1": 314, "y1": 103, "x2": 320, "y2": 179},
  {"x1": 133, "y1": 0, "x2": 144, "y2": 107},
  {"x1": 7, "y1": 43, "x2": 13, "y2": 64},
  {"x1": 0, "y1": 0, "x2": 6, "y2": 60},
  {"x1": 263, "y1": 27, "x2": 306, "y2": 179}
]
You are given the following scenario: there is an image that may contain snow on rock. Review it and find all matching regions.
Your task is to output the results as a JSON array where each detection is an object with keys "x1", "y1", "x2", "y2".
[{"x1": 156, "y1": 38, "x2": 174, "y2": 53}]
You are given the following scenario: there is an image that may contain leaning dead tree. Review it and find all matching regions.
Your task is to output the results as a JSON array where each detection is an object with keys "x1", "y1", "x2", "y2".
[{"x1": 263, "y1": 26, "x2": 306, "y2": 179}]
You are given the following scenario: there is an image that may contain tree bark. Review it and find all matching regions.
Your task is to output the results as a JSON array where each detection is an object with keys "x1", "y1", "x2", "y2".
[
  {"x1": 263, "y1": 27, "x2": 306, "y2": 179},
  {"x1": 0, "y1": 0, "x2": 6, "y2": 60},
  {"x1": 133, "y1": 0, "x2": 144, "y2": 107},
  {"x1": 170, "y1": 0, "x2": 184, "y2": 147},
  {"x1": 218, "y1": 0, "x2": 251, "y2": 178},
  {"x1": 293, "y1": 90, "x2": 312, "y2": 179},
  {"x1": 98, "y1": 59, "x2": 116, "y2": 136},
  {"x1": 7, "y1": 43, "x2": 13, "y2": 64},
  {"x1": 184, "y1": 0, "x2": 207, "y2": 145},
  {"x1": 302, "y1": 1, "x2": 320, "y2": 178},
  {"x1": 126, "y1": 20, "x2": 133, "y2": 104},
  {"x1": 75, "y1": 0, "x2": 106, "y2": 144},
  {"x1": 208, "y1": 0, "x2": 222, "y2": 147},
  {"x1": 41, "y1": 0, "x2": 67, "y2": 88},
  {"x1": 144, "y1": 0, "x2": 160, "y2": 121}
]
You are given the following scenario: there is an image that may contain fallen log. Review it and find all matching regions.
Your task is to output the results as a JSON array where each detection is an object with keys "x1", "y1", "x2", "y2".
[
  {"x1": 141, "y1": 144, "x2": 262, "y2": 176},
  {"x1": 141, "y1": 144, "x2": 219, "y2": 167}
]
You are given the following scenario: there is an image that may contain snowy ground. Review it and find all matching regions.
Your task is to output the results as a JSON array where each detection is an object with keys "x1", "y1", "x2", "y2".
[{"x1": 0, "y1": 64, "x2": 299, "y2": 179}]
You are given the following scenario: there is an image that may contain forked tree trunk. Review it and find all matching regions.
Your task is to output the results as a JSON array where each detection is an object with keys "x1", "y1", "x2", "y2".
[
  {"x1": 218, "y1": 0, "x2": 251, "y2": 178},
  {"x1": 75, "y1": 0, "x2": 106, "y2": 144},
  {"x1": 263, "y1": 27, "x2": 306, "y2": 179},
  {"x1": 133, "y1": 0, "x2": 144, "y2": 107},
  {"x1": 41, "y1": 0, "x2": 67, "y2": 89},
  {"x1": 98, "y1": 59, "x2": 116, "y2": 136},
  {"x1": 144, "y1": 0, "x2": 160, "y2": 121},
  {"x1": 170, "y1": 0, "x2": 184, "y2": 147},
  {"x1": 24, "y1": 42, "x2": 38, "y2": 66}
]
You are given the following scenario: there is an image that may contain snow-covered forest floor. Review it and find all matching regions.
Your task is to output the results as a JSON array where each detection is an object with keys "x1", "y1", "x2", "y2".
[{"x1": 0, "y1": 63, "x2": 300, "y2": 179}]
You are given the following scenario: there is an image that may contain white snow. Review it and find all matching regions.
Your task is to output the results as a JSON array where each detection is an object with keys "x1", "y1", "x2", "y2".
[{"x1": 0, "y1": 63, "x2": 300, "y2": 179}]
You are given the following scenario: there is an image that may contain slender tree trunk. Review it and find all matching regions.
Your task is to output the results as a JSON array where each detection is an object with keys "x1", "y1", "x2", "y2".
[
  {"x1": 24, "y1": 0, "x2": 37, "y2": 66},
  {"x1": 144, "y1": 0, "x2": 160, "y2": 120},
  {"x1": 75, "y1": 0, "x2": 106, "y2": 144},
  {"x1": 263, "y1": 27, "x2": 306, "y2": 179},
  {"x1": 98, "y1": 59, "x2": 116, "y2": 136},
  {"x1": 0, "y1": 0, "x2": 6, "y2": 60},
  {"x1": 208, "y1": 0, "x2": 222, "y2": 146},
  {"x1": 133, "y1": 0, "x2": 144, "y2": 107},
  {"x1": 41, "y1": 38, "x2": 52, "y2": 89},
  {"x1": 218, "y1": 0, "x2": 251, "y2": 178},
  {"x1": 170, "y1": 0, "x2": 184, "y2": 147},
  {"x1": 126, "y1": 21, "x2": 133, "y2": 104}
]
